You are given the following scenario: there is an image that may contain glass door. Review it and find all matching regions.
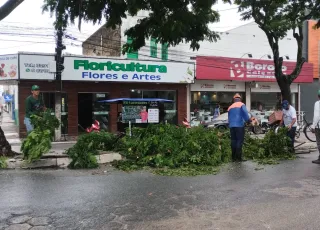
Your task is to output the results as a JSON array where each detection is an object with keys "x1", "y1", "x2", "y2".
[{"x1": 41, "y1": 92, "x2": 68, "y2": 135}]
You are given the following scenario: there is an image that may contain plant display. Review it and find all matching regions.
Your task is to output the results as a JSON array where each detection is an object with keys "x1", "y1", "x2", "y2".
[
  {"x1": 66, "y1": 124, "x2": 294, "y2": 176},
  {"x1": 0, "y1": 156, "x2": 8, "y2": 169},
  {"x1": 66, "y1": 132, "x2": 117, "y2": 169}
]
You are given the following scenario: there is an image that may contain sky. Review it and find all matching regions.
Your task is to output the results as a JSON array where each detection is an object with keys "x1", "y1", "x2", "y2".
[{"x1": 0, "y1": 0, "x2": 251, "y2": 55}]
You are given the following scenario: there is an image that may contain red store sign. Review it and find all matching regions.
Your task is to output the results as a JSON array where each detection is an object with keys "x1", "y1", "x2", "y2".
[{"x1": 196, "y1": 56, "x2": 313, "y2": 83}]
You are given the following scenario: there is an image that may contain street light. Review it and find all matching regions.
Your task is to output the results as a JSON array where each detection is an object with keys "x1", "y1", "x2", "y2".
[
  {"x1": 260, "y1": 54, "x2": 272, "y2": 59},
  {"x1": 240, "y1": 53, "x2": 253, "y2": 58},
  {"x1": 281, "y1": 55, "x2": 290, "y2": 60}
]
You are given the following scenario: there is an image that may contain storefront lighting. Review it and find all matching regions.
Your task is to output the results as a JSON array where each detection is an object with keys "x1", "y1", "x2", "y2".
[
  {"x1": 131, "y1": 89, "x2": 135, "y2": 92},
  {"x1": 240, "y1": 53, "x2": 253, "y2": 58},
  {"x1": 255, "y1": 83, "x2": 259, "y2": 88},
  {"x1": 260, "y1": 54, "x2": 272, "y2": 59},
  {"x1": 198, "y1": 92, "x2": 201, "y2": 96}
]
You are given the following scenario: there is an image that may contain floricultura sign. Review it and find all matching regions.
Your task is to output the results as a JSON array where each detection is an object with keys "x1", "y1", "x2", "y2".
[{"x1": 63, "y1": 56, "x2": 195, "y2": 83}]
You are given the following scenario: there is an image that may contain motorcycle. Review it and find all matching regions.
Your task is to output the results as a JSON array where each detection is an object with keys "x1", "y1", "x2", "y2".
[
  {"x1": 78, "y1": 120, "x2": 101, "y2": 133},
  {"x1": 182, "y1": 117, "x2": 191, "y2": 128},
  {"x1": 182, "y1": 117, "x2": 200, "y2": 128}
]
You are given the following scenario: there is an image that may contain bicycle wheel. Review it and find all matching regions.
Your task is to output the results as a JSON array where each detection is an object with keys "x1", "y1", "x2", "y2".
[
  {"x1": 253, "y1": 125, "x2": 262, "y2": 134},
  {"x1": 304, "y1": 124, "x2": 316, "y2": 142}
]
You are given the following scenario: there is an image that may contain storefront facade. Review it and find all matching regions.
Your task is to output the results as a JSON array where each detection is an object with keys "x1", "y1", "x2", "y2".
[
  {"x1": 193, "y1": 56, "x2": 313, "y2": 118},
  {"x1": 6, "y1": 53, "x2": 194, "y2": 138},
  {"x1": 190, "y1": 80, "x2": 245, "y2": 115}
]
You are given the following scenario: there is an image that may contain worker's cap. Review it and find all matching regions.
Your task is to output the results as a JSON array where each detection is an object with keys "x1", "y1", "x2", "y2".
[
  {"x1": 233, "y1": 93, "x2": 241, "y2": 99},
  {"x1": 282, "y1": 100, "x2": 289, "y2": 109},
  {"x1": 31, "y1": 85, "x2": 40, "y2": 91}
]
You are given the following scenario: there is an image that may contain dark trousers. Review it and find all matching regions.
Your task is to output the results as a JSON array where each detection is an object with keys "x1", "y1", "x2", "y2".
[
  {"x1": 287, "y1": 127, "x2": 296, "y2": 150},
  {"x1": 230, "y1": 127, "x2": 245, "y2": 161}
]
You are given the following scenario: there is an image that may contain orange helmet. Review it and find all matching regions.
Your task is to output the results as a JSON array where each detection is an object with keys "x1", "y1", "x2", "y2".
[{"x1": 233, "y1": 93, "x2": 241, "y2": 99}]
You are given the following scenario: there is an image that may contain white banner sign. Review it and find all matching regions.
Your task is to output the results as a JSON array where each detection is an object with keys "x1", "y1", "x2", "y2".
[
  {"x1": 148, "y1": 109, "x2": 159, "y2": 123},
  {"x1": 191, "y1": 80, "x2": 246, "y2": 92},
  {"x1": 19, "y1": 54, "x2": 55, "y2": 80},
  {"x1": 62, "y1": 56, "x2": 195, "y2": 83},
  {"x1": 0, "y1": 54, "x2": 18, "y2": 80},
  {"x1": 251, "y1": 82, "x2": 298, "y2": 93}
]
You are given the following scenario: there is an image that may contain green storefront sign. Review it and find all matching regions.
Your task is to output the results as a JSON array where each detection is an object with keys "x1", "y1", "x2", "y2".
[{"x1": 74, "y1": 60, "x2": 168, "y2": 73}]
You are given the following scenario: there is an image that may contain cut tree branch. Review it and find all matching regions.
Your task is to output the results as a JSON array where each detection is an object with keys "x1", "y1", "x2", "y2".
[{"x1": 0, "y1": 0, "x2": 24, "y2": 21}]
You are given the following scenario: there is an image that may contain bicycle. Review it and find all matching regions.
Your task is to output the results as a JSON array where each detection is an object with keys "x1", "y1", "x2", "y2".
[{"x1": 275, "y1": 114, "x2": 316, "y2": 142}]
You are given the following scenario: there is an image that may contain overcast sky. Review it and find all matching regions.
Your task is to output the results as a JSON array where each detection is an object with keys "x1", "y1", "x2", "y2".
[{"x1": 0, "y1": 0, "x2": 251, "y2": 55}]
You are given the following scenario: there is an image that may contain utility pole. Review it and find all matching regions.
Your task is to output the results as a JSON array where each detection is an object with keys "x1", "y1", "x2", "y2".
[{"x1": 54, "y1": 0, "x2": 65, "y2": 141}]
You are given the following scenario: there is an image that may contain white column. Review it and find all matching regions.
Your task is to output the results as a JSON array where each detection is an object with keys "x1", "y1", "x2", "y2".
[
  {"x1": 297, "y1": 84, "x2": 301, "y2": 113},
  {"x1": 245, "y1": 82, "x2": 251, "y2": 111},
  {"x1": 186, "y1": 84, "x2": 190, "y2": 121}
]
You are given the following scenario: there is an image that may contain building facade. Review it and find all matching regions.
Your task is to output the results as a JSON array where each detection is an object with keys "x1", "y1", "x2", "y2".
[
  {"x1": 0, "y1": 52, "x2": 194, "y2": 138},
  {"x1": 192, "y1": 56, "x2": 313, "y2": 119},
  {"x1": 299, "y1": 20, "x2": 320, "y2": 121}
]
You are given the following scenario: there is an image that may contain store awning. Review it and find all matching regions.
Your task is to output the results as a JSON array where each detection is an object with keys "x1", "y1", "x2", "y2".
[{"x1": 98, "y1": 98, "x2": 174, "y2": 103}]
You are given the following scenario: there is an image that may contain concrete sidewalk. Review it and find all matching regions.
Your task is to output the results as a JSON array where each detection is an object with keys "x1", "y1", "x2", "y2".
[
  {"x1": 0, "y1": 111, "x2": 76, "y2": 154},
  {"x1": 1, "y1": 111, "x2": 21, "y2": 146}
]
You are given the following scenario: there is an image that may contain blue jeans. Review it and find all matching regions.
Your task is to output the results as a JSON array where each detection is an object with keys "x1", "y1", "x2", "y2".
[
  {"x1": 287, "y1": 126, "x2": 296, "y2": 150},
  {"x1": 24, "y1": 117, "x2": 34, "y2": 133}
]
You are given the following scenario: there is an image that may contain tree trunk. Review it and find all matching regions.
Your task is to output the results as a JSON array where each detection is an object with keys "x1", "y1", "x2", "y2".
[
  {"x1": 0, "y1": 126, "x2": 15, "y2": 157},
  {"x1": 277, "y1": 76, "x2": 292, "y2": 104},
  {"x1": 0, "y1": 0, "x2": 24, "y2": 21}
]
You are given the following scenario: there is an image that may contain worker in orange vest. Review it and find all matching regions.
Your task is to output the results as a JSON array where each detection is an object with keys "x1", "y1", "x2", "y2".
[{"x1": 228, "y1": 93, "x2": 252, "y2": 162}]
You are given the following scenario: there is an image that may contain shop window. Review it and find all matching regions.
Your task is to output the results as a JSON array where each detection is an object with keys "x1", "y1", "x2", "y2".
[
  {"x1": 129, "y1": 89, "x2": 177, "y2": 124},
  {"x1": 78, "y1": 93, "x2": 110, "y2": 133},
  {"x1": 190, "y1": 91, "x2": 245, "y2": 121},
  {"x1": 251, "y1": 92, "x2": 282, "y2": 111},
  {"x1": 126, "y1": 37, "x2": 138, "y2": 59},
  {"x1": 40, "y1": 92, "x2": 68, "y2": 135},
  {"x1": 150, "y1": 38, "x2": 157, "y2": 58},
  {"x1": 161, "y1": 43, "x2": 168, "y2": 61}
]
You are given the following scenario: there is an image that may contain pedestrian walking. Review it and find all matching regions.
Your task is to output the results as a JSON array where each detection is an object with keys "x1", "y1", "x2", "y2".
[
  {"x1": 311, "y1": 90, "x2": 320, "y2": 164},
  {"x1": 279, "y1": 100, "x2": 297, "y2": 152},
  {"x1": 0, "y1": 93, "x2": 5, "y2": 115},
  {"x1": 24, "y1": 85, "x2": 46, "y2": 134},
  {"x1": 213, "y1": 103, "x2": 220, "y2": 120},
  {"x1": 228, "y1": 93, "x2": 252, "y2": 162}
]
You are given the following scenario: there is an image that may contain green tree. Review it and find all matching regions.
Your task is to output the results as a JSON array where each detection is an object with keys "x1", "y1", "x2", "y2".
[
  {"x1": 42, "y1": 0, "x2": 229, "y2": 53},
  {"x1": 0, "y1": 0, "x2": 24, "y2": 157},
  {"x1": 0, "y1": 0, "x2": 24, "y2": 21},
  {"x1": 233, "y1": 0, "x2": 320, "y2": 102}
]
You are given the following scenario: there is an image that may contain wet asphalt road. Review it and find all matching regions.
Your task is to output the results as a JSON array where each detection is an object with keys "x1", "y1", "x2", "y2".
[{"x1": 2, "y1": 152, "x2": 320, "y2": 230}]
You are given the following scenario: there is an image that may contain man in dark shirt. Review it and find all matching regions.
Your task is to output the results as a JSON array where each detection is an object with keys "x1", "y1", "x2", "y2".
[{"x1": 24, "y1": 85, "x2": 45, "y2": 133}]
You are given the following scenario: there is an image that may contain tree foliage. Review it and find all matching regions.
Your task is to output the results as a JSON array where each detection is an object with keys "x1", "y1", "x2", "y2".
[
  {"x1": 42, "y1": 0, "x2": 230, "y2": 53},
  {"x1": 233, "y1": 0, "x2": 320, "y2": 101}
]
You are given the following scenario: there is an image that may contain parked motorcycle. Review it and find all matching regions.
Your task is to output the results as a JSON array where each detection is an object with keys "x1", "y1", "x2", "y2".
[
  {"x1": 182, "y1": 117, "x2": 200, "y2": 129},
  {"x1": 182, "y1": 117, "x2": 191, "y2": 128},
  {"x1": 78, "y1": 120, "x2": 101, "y2": 133}
]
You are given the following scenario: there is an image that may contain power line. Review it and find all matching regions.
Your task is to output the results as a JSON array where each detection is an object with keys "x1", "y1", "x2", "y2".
[
  {"x1": 0, "y1": 33, "x2": 301, "y2": 67},
  {"x1": 74, "y1": 38, "x2": 314, "y2": 77},
  {"x1": 0, "y1": 30, "x2": 277, "y2": 57},
  {"x1": 0, "y1": 35, "x2": 312, "y2": 78}
]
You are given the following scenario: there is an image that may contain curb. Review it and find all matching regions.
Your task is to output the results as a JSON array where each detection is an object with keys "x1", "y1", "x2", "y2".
[{"x1": 5, "y1": 152, "x2": 122, "y2": 169}]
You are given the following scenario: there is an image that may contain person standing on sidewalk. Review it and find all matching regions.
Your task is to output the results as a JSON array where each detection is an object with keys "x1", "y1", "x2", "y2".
[
  {"x1": 279, "y1": 100, "x2": 297, "y2": 152},
  {"x1": 228, "y1": 93, "x2": 252, "y2": 162},
  {"x1": 0, "y1": 93, "x2": 5, "y2": 115},
  {"x1": 24, "y1": 85, "x2": 46, "y2": 134},
  {"x1": 311, "y1": 90, "x2": 320, "y2": 164}
]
